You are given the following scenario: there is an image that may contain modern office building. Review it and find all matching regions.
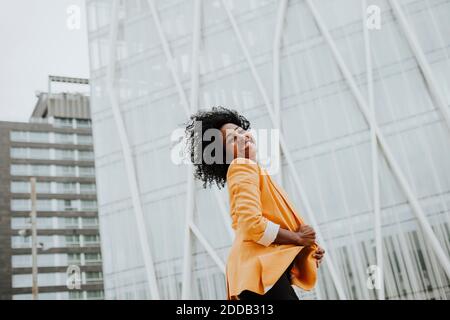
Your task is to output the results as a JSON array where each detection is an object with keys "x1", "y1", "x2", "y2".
[
  {"x1": 86, "y1": 0, "x2": 450, "y2": 299},
  {"x1": 0, "y1": 76, "x2": 104, "y2": 300}
]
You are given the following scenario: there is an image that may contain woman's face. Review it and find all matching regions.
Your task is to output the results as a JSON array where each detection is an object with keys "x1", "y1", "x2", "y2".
[{"x1": 220, "y1": 123, "x2": 257, "y2": 161}]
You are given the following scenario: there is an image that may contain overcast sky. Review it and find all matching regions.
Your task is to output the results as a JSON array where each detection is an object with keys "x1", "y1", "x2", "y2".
[{"x1": 0, "y1": 0, "x2": 90, "y2": 123}]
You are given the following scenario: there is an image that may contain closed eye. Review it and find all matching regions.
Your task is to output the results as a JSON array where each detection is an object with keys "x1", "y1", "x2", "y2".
[
  {"x1": 226, "y1": 134, "x2": 235, "y2": 143},
  {"x1": 226, "y1": 127, "x2": 242, "y2": 143}
]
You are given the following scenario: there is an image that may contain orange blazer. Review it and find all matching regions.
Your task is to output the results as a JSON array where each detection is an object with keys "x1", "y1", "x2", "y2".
[{"x1": 226, "y1": 158, "x2": 318, "y2": 300}]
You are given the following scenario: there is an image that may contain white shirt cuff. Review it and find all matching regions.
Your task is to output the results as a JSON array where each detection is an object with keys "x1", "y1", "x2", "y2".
[{"x1": 256, "y1": 220, "x2": 280, "y2": 247}]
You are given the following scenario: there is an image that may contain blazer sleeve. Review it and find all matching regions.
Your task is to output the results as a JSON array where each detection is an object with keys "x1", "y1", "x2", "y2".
[{"x1": 227, "y1": 158, "x2": 280, "y2": 246}]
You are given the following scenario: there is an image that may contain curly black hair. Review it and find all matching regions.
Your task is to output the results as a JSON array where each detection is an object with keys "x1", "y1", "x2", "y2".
[{"x1": 185, "y1": 106, "x2": 251, "y2": 189}]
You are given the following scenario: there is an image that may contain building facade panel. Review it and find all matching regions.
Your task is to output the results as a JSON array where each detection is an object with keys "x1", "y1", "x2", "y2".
[
  {"x1": 0, "y1": 88, "x2": 104, "y2": 300},
  {"x1": 86, "y1": 0, "x2": 450, "y2": 299}
]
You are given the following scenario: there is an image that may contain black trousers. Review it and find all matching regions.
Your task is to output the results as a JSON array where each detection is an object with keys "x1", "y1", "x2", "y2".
[{"x1": 238, "y1": 263, "x2": 299, "y2": 300}]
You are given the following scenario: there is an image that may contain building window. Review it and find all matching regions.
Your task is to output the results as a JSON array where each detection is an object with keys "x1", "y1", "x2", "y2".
[
  {"x1": 37, "y1": 199, "x2": 52, "y2": 211},
  {"x1": 83, "y1": 235, "x2": 100, "y2": 246},
  {"x1": 10, "y1": 165, "x2": 28, "y2": 176},
  {"x1": 29, "y1": 132, "x2": 50, "y2": 143},
  {"x1": 65, "y1": 235, "x2": 81, "y2": 247},
  {"x1": 11, "y1": 164, "x2": 51, "y2": 177},
  {"x1": 31, "y1": 165, "x2": 51, "y2": 176},
  {"x1": 76, "y1": 119, "x2": 91, "y2": 129},
  {"x1": 64, "y1": 217, "x2": 79, "y2": 228},
  {"x1": 80, "y1": 183, "x2": 96, "y2": 194},
  {"x1": 84, "y1": 253, "x2": 101, "y2": 264},
  {"x1": 54, "y1": 118, "x2": 74, "y2": 128},
  {"x1": 68, "y1": 253, "x2": 82, "y2": 264},
  {"x1": 13, "y1": 292, "x2": 67, "y2": 300},
  {"x1": 10, "y1": 181, "x2": 29, "y2": 193},
  {"x1": 11, "y1": 255, "x2": 32, "y2": 268},
  {"x1": 14, "y1": 292, "x2": 69, "y2": 300},
  {"x1": 60, "y1": 199, "x2": 77, "y2": 211},
  {"x1": 36, "y1": 217, "x2": 54, "y2": 228},
  {"x1": 36, "y1": 182, "x2": 51, "y2": 193},
  {"x1": 79, "y1": 166, "x2": 95, "y2": 177},
  {"x1": 11, "y1": 217, "x2": 29, "y2": 229},
  {"x1": 11, "y1": 148, "x2": 51, "y2": 160},
  {"x1": 11, "y1": 199, "x2": 53, "y2": 211},
  {"x1": 12, "y1": 274, "x2": 32, "y2": 288},
  {"x1": 81, "y1": 200, "x2": 97, "y2": 211},
  {"x1": 77, "y1": 135, "x2": 93, "y2": 145},
  {"x1": 11, "y1": 181, "x2": 51, "y2": 194},
  {"x1": 11, "y1": 236, "x2": 31, "y2": 248},
  {"x1": 29, "y1": 148, "x2": 51, "y2": 160},
  {"x1": 12, "y1": 235, "x2": 60, "y2": 249},
  {"x1": 55, "y1": 166, "x2": 76, "y2": 177},
  {"x1": 12, "y1": 217, "x2": 53, "y2": 229},
  {"x1": 12, "y1": 254, "x2": 66, "y2": 268},
  {"x1": 69, "y1": 291, "x2": 84, "y2": 300},
  {"x1": 86, "y1": 290, "x2": 104, "y2": 300},
  {"x1": 10, "y1": 131, "x2": 28, "y2": 142},
  {"x1": 82, "y1": 217, "x2": 98, "y2": 228},
  {"x1": 11, "y1": 199, "x2": 30, "y2": 211},
  {"x1": 55, "y1": 133, "x2": 75, "y2": 144},
  {"x1": 10, "y1": 148, "x2": 27, "y2": 158},
  {"x1": 55, "y1": 149, "x2": 75, "y2": 160},
  {"x1": 85, "y1": 272, "x2": 103, "y2": 283},
  {"x1": 12, "y1": 181, "x2": 50, "y2": 194},
  {"x1": 78, "y1": 150, "x2": 94, "y2": 161},
  {"x1": 10, "y1": 131, "x2": 49, "y2": 143},
  {"x1": 12, "y1": 273, "x2": 67, "y2": 288},
  {"x1": 56, "y1": 182, "x2": 77, "y2": 194}
]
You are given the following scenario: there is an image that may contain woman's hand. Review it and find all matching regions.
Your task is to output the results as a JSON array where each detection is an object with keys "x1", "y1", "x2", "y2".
[
  {"x1": 295, "y1": 225, "x2": 316, "y2": 246},
  {"x1": 313, "y1": 246, "x2": 325, "y2": 268}
]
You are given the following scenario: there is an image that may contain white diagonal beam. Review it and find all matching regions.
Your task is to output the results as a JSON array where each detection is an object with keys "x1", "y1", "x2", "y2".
[
  {"x1": 189, "y1": 222, "x2": 226, "y2": 273},
  {"x1": 362, "y1": 0, "x2": 384, "y2": 300},
  {"x1": 181, "y1": 0, "x2": 200, "y2": 300},
  {"x1": 147, "y1": 0, "x2": 190, "y2": 115},
  {"x1": 305, "y1": 0, "x2": 450, "y2": 280},
  {"x1": 389, "y1": 0, "x2": 450, "y2": 133},
  {"x1": 272, "y1": 0, "x2": 289, "y2": 187},
  {"x1": 146, "y1": 0, "x2": 232, "y2": 248},
  {"x1": 106, "y1": 0, "x2": 160, "y2": 300},
  {"x1": 147, "y1": 0, "x2": 227, "y2": 298},
  {"x1": 182, "y1": 167, "x2": 195, "y2": 299},
  {"x1": 221, "y1": 0, "x2": 348, "y2": 300}
]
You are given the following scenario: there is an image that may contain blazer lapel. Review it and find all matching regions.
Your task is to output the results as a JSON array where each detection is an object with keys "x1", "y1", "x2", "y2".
[{"x1": 263, "y1": 169, "x2": 304, "y2": 226}]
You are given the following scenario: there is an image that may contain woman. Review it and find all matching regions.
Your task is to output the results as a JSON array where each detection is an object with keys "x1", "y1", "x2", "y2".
[{"x1": 185, "y1": 106, "x2": 325, "y2": 300}]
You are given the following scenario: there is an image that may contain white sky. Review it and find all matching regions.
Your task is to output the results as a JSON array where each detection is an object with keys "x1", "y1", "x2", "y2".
[{"x1": 0, "y1": 0, "x2": 90, "y2": 123}]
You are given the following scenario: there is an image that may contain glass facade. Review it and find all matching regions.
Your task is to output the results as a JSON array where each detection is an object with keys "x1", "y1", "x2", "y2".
[
  {"x1": 12, "y1": 272, "x2": 102, "y2": 288},
  {"x1": 2, "y1": 87, "x2": 103, "y2": 300},
  {"x1": 10, "y1": 148, "x2": 95, "y2": 161},
  {"x1": 10, "y1": 181, "x2": 96, "y2": 194},
  {"x1": 10, "y1": 131, "x2": 93, "y2": 145},
  {"x1": 86, "y1": 0, "x2": 450, "y2": 299},
  {"x1": 12, "y1": 290, "x2": 104, "y2": 300},
  {"x1": 10, "y1": 164, "x2": 96, "y2": 178}
]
